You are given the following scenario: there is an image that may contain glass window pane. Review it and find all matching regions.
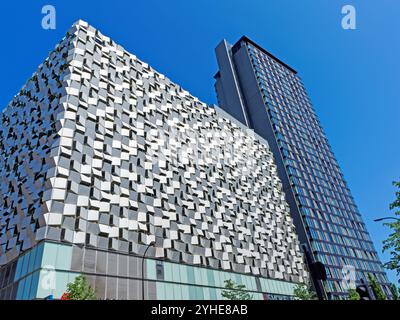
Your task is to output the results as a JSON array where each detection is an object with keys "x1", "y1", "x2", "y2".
[
  {"x1": 83, "y1": 249, "x2": 96, "y2": 273},
  {"x1": 107, "y1": 253, "x2": 118, "y2": 276},
  {"x1": 128, "y1": 256, "x2": 139, "y2": 278},
  {"x1": 41, "y1": 243, "x2": 57, "y2": 269},
  {"x1": 118, "y1": 278, "x2": 128, "y2": 300},
  {"x1": 95, "y1": 275, "x2": 106, "y2": 300},
  {"x1": 96, "y1": 251, "x2": 107, "y2": 274},
  {"x1": 71, "y1": 246, "x2": 83, "y2": 272},
  {"x1": 106, "y1": 277, "x2": 117, "y2": 299},
  {"x1": 56, "y1": 246, "x2": 72, "y2": 270},
  {"x1": 118, "y1": 255, "x2": 128, "y2": 278}
]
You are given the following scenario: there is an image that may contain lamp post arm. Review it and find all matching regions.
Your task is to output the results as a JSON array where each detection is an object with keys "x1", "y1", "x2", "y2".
[{"x1": 374, "y1": 217, "x2": 400, "y2": 223}]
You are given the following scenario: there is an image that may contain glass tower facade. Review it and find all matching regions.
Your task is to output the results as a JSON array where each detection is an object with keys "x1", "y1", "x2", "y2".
[{"x1": 214, "y1": 36, "x2": 390, "y2": 299}]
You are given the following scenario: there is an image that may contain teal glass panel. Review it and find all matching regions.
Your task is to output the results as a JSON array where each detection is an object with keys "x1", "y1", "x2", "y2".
[
  {"x1": 67, "y1": 272, "x2": 78, "y2": 284},
  {"x1": 164, "y1": 262, "x2": 173, "y2": 282},
  {"x1": 41, "y1": 242, "x2": 58, "y2": 268},
  {"x1": 245, "y1": 275, "x2": 255, "y2": 291},
  {"x1": 203, "y1": 287, "x2": 210, "y2": 299},
  {"x1": 288, "y1": 283, "x2": 294, "y2": 295},
  {"x1": 209, "y1": 287, "x2": 217, "y2": 300},
  {"x1": 188, "y1": 284, "x2": 197, "y2": 299},
  {"x1": 22, "y1": 274, "x2": 32, "y2": 300},
  {"x1": 55, "y1": 245, "x2": 72, "y2": 270},
  {"x1": 28, "y1": 271, "x2": 40, "y2": 300},
  {"x1": 271, "y1": 280, "x2": 278, "y2": 294},
  {"x1": 156, "y1": 282, "x2": 166, "y2": 300},
  {"x1": 249, "y1": 276, "x2": 257, "y2": 291},
  {"x1": 234, "y1": 273, "x2": 241, "y2": 285},
  {"x1": 282, "y1": 282, "x2": 288, "y2": 295},
  {"x1": 180, "y1": 264, "x2": 188, "y2": 284},
  {"x1": 187, "y1": 266, "x2": 195, "y2": 285},
  {"x1": 16, "y1": 278, "x2": 26, "y2": 300},
  {"x1": 54, "y1": 272, "x2": 69, "y2": 298},
  {"x1": 259, "y1": 278, "x2": 264, "y2": 291},
  {"x1": 206, "y1": 269, "x2": 215, "y2": 287},
  {"x1": 214, "y1": 270, "x2": 222, "y2": 287},
  {"x1": 200, "y1": 268, "x2": 208, "y2": 286},
  {"x1": 254, "y1": 292, "x2": 263, "y2": 300},
  {"x1": 267, "y1": 279, "x2": 275, "y2": 293},
  {"x1": 288, "y1": 283, "x2": 295, "y2": 295},
  {"x1": 253, "y1": 277, "x2": 258, "y2": 291},
  {"x1": 286, "y1": 282, "x2": 294, "y2": 295},
  {"x1": 268, "y1": 279, "x2": 274, "y2": 292},
  {"x1": 260, "y1": 278, "x2": 268, "y2": 292},
  {"x1": 146, "y1": 259, "x2": 156, "y2": 280},
  {"x1": 195, "y1": 286, "x2": 204, "y2": 300},
  {"x1": 242, "y1": 274, "x2": 248, "y2": 288},
  {"x1": 221, "y1": 271, "x2": 229, "y2": 284},
  {"x1": 33, "y1": 243, "x2": 44, "y2": 271},
  {"x1": 220, "y1": 271, "x2": 228, "y2": 287},
  {"x1": 277, "y1": 281, "x2": 283, "y2": 294},
  {"x1": 36, "y1": 270, "x2": 53, "y2": 299},
  {"x1": 173, "y1": 283, "x2": 182, "y2": 300},
  {"x1": 20, "y1": 253, "x2": 30, "y2": 278},
  {"x1": 27, "y1": 246, "x2": 37, "y2": 275},
  {"x1": 225, "y1": 273, "x2": 233, "y2": 285},
  {"x1": 270, "y1": 279, "x2": 276, "y2": 293},
  {"x1": 164, "y1": 282, "x2": 174, "y2": 299},
  {"x1": 263, "y1": 279, "x2": 270, "y2": 293},
  {"x1": 280, "y1": 281, "x2": 286, "y2": 294},
  {"x1": 172, "y1": 264, "x2": 181, "y2": 283},
  {"x1": 181, "y1": 284, "x2": 190, "y2": 299},
  {"x1": 216, "y1": 288, "x2": 223, "y2": 300},
  {"x1": 194, "y1": 268, "x2": 202, "y2": 285},
  {"x1": 14, "y1": 256, "x2": 23, "y2": 281}
]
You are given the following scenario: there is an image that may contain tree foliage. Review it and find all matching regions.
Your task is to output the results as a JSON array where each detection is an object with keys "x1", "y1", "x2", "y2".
[
  {"x1": 347, "y1": 288, "x2": 360, "y2": 300},
  {"x1": 382, "y1": 180, "x2": 400, "y2": 279},
  {"x1": 389, "y1": 283, "x2": 399, "y2": 300},
  {"x1": 221, "y1": 279, "x2": 253, "y2": 300},
  {"x1": 65, "y1": 274, "x2": 97, "y2": 300},
  {"x1": 367, "y1": 273, "x2": 386, "y2": 300},
  {"x1": 293, "y1": 283, "x2": 317, "y2": 300}
]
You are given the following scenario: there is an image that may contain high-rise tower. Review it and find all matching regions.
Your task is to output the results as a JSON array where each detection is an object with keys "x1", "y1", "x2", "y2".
[{"x1": 214, "y1": 36, "x2": 390, "y2": 299}]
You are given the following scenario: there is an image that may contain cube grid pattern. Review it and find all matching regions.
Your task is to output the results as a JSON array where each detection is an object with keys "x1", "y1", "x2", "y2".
[{"x1": 0, "y1": 20, "x2": 308, "y2": 283}]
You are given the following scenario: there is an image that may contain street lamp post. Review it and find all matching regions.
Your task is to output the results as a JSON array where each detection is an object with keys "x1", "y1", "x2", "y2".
[
  {"x1": 374, "y1": 217, "x2": 400, "y2": 223},
  {"x1": 141, "y1": 241, "x2": 155, "y2": 300}
]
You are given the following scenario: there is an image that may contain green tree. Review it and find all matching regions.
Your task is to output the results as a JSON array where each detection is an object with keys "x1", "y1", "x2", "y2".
[
  {"x1": 382, "y1": 180, "x2": 400, "y2": 278},
  {"x1": 389, "y1": 283, "x2": 399, "y2": 300},
  {"x1": 347, "y1": 288, "x2": 360, "y2": 300},
  {"x1": 367, "y1": 273, "x2": 386, "y2": 300},
  {"x1": 65, "y1": 274, "x2": 97, "y2": 300},
  {"x1": 293, "y1": 283, "x2": 317, "y2": 300},
  {"x1": 221, "y1": 279, "x2": 253, "y2": 300}
]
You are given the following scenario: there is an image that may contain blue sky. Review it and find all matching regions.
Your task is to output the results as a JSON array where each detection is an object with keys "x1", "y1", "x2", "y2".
[{"x1": 0, "y1": 1, "x2": 399, "y2": 284}]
